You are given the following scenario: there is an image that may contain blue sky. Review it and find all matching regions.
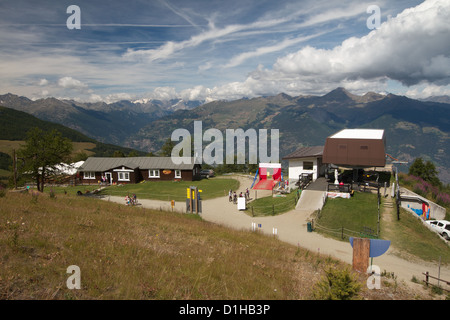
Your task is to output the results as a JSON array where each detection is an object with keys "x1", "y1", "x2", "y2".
[{"x1": 1, "y1": 0, "x2": 449, "y2": 102}]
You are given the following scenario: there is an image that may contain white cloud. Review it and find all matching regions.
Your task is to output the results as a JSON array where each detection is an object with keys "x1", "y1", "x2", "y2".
[
  {"x1": 405, "y1": 84, "x2": 450, "y2": 99},
  {"x1": 104, "y1": 92, "x2": 133, "y2": 103},
  {"x1": 58, "y1": 77, "x2": 88, "y2": 90},
  {"x1": 38, "y1": 78, "x2": 48, "y2": 86},
  {"x1": 150, "y1": 87, "x2": 179, "y2": 100},
  {"x1": 272, "y1": 0, "x2": 450, "y2": 87},
  {"x1": 224, "y1": 33, "x2": 325, "y2": 68},
  {"x1": 2, "y1": 0, "x2": 449, "y2": 103},
  {"x1": 173, "y1": 0, "x2": 448, "y2": 100},
  {"x1": 180, "y1": 85, "x2": 211, "y2": 101},
  {"x1": 122, "y1": 8, "x2": 300, "y2": 62}
]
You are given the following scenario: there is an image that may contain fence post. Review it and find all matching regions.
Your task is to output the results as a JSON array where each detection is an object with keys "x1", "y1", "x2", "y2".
[
  {"x1": 341, "y1": 226, "x2": 344, "y2": 240},
  {"x1": 425, "y1": 271, "x2": 429, "y2": 287},
  {"x1": 272, "y1": 204, "x2": 275, "y2": 216},
  {"x1": 438, "y1": 256, "x2": 441, "y2": 287}
]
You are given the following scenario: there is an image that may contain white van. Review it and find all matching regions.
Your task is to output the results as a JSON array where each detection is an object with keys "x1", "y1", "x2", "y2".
[{"x1": 426, "y1": 220, "x2": 450, "y2": 240}]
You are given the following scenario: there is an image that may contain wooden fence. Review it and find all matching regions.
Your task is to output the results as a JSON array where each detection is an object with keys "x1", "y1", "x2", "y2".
[{"x1": 422, "y1": 272, "x2": 450, "y2": 292}]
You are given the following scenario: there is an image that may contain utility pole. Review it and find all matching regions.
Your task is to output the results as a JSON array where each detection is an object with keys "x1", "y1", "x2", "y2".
[{"x1": 391, "y1": 160, "x2": 407, "y2": 221}]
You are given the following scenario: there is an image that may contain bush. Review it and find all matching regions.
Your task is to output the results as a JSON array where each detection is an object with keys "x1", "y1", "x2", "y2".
[
  {"x1": 436, "y1": 192, "x2": 450, "y2": 206},
  {"x1": 402, "y1": 174, "x2": 450, "y2": 208},
  {"x1": 312, "y1": 267, "x2": 361, "y2": 300},
  {"x1": 0, "y1": 186, "x2": 6, "y2": 198}
]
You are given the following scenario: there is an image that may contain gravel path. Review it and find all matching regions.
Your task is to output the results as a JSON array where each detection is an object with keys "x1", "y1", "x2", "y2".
[{"x1": 102, "y1": 175, "x2": 450, "y2": 290}]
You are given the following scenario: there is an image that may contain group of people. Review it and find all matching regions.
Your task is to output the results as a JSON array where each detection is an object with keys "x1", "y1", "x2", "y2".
[
  {"x1": 228, "y1": 188, "x2": 250, "y2": 204},
  {"x1": 125, "y1": 194, "x2": 137, "y2": 206},
  {"x1": 100, "y1": 176, "x2": 109, "y2": 185}
]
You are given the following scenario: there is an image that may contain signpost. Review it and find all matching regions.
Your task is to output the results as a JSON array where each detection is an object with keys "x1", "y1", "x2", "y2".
[
  {"x1": 350, "y1": 237, "x2": 391, "y2": 273},
  {"x1": 186, "y1": 186, "x2": 202, "y2": 214}
]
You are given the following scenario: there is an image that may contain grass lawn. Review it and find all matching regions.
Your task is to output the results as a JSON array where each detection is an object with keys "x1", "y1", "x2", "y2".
[
  {"x1": 44, "y1": 176, "x2": 240, "y2": 201},
  {"x1": 0, "y1": 191, "x2": 433, "y2": 300},
  {"x1": 0, "y1": 191, "x2": 347, "y2": 300},
  {"x1": 246, "y1": 190, "x2": 300, "y2": 217},
  {"x1": 315, "y1": 190, "x2": 450, "y2": 265},
  {"x1": 99, "y1": 177, "x2": 240, "y2": 201},
  {"x1": 0, "y1": 169, "x2": 10, "y2": 186},
  {"x1": 382, "y1": 208, "x2": 450, "y2": 265},
  {"x1": 315, "y1": 192, "x2": 379, "y2": 241}
]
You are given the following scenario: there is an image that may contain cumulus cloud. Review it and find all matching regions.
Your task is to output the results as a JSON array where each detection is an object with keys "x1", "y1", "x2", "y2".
[
  {"x1": 58, "y1": 77, "x2": 88, "y2": 90},
  {"x1": 38, "y1": 78, "x2": 48, "y2": 86},
  {"x1": 3, "y1": 0, "x2": 449, "y2": 103},
  {"x1": 272, "y1": 0, "x2": 450, "y2": 87},
  {"x1": 405, "y1": 83, "x2": 450, "y2": 99},
  {"x1": 150, "y1": 87, "x2": 179, "y2": 100},
  {"x1": 173, "y1": 0, "x2": 450, "y2": 100}
]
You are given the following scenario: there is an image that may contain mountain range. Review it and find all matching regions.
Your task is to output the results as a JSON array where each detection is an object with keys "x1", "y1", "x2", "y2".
[
  {"x1": 0, "y1": 93, "x2": 203, "y2": 147},
  {"x1": 0, "y1": 105, "x2": 146, "y2": 159},
  {"x1": 1, "y1": 88, "x2": 449, "y2": 182}
]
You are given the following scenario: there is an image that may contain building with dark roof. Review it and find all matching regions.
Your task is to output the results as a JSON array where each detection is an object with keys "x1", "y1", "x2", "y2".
[
  {"x1": 282, "y1": 146, "x2": 325, "y2": 183},
  {"x1": 77, "y1": 157, "x2": 201, "y2": 184}
]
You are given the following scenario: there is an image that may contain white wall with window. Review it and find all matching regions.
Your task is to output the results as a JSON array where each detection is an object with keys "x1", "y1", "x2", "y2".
[
  {"x1": 287, "y1": 157, "x2": 322, "y2": 183},
  {"x1": 175, "y1": 169, "x2": 181, "y2": 179}
]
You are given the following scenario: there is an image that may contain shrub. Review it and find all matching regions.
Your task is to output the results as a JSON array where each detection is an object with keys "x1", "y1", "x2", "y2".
[
  {"x1": 0, "y1": 186, "x2": 6, "y2": 198},
  {"x1": 436, "y1": 192, "x2": 450, "y2": 206},
  {"x1": 312, "y1": 267, "x2": 361, "y2": 300}
]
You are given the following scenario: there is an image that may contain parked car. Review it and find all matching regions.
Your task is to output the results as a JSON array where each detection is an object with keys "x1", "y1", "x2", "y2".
[
  {"x1": 426, "y1": 220, "x2": 450, "y2": 240},
  {"x1": 200, "y1": 169, "x2": 215, "y2": 178}
]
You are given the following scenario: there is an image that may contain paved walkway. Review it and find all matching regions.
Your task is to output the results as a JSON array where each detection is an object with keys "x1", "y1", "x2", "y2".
[{"x1": 101, "y1": 175, "x2": 450, "y2": 290}]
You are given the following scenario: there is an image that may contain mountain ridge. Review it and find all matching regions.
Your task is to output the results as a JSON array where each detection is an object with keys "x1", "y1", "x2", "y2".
[
  {"x1": 128, "y1": 89, "x2": 450, "y2": 183},
  {"x1": 0, "y1": 105, "x2": 146, "y2": 159},
  {"x1": 0, "y1": 93, "x2": 203, "y2": 146},
  {"x1": 1, "y1": 90, "x2": 449, "y2": 182}
]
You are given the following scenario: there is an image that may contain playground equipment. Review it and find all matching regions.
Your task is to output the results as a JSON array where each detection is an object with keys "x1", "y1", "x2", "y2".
[{"x1": 251, "y1": 163, "x2": 282, "y2": 190}]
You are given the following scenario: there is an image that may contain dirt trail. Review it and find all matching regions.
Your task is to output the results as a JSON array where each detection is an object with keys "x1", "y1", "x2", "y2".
[{"x1": 102, "y1": 175, "x2": 450, "y2": 290}]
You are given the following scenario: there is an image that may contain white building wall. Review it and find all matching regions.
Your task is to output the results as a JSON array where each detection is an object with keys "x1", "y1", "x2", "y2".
[{"x1": 288, "y1": 157, "x2": 319, "y2": 183}]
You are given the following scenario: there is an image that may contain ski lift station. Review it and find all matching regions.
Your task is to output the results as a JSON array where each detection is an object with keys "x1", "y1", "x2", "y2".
[{"x1": 283, "y1": 129, "x2": 387, "y2": 186}]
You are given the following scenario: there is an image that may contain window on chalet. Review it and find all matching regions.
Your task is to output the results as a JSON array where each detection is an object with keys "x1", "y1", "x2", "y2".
[
  {"x1": 175, "y1": 170, "x2": 181, "y2": 178},
  {"x1": 149, "y1": 169, "x2": 160, "y2": 178},
  {"x1": 83, "y1": 171, "x2": 95, "y2": 179},
  {"x1": 118, "y1": 172, "x2": 130, "y2": 181}
]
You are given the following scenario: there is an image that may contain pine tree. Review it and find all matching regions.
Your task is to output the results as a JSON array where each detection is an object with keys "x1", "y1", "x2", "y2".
[
  {"x1": 408, "y1": 157, "x2": 441, "y2": 186},
  {"x1": 18, "y1": 128, "x2": 73, "y2": 192}
]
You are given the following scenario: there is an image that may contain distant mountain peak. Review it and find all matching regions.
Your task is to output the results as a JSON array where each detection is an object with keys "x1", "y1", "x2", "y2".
[
  {"x1": 276, "y1": 92, "x2": 293, "y2": 99},
  {"x1": 323, "y1": 87, "x2": 355, "y2": 100},
  {"x1": 420, "y1": 95, "x2": 450, "y2": 104}
]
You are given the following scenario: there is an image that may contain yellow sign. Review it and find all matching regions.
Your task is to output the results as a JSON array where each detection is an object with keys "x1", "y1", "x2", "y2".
[
  {"x1": 187, "y1": 188, "x2": 190, "y2": 199},
  {"x1": 171, "y1": 200, "x2": 175, "y2": 208}
]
